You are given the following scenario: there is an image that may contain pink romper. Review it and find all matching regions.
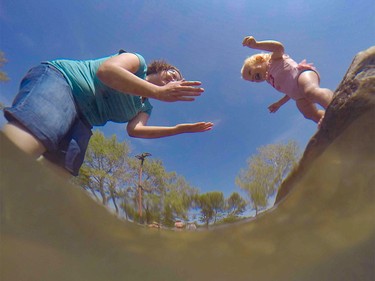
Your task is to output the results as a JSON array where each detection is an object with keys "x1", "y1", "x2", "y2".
[{"x1": 266, "y1": 54, "x2": 319, "y2": 100}]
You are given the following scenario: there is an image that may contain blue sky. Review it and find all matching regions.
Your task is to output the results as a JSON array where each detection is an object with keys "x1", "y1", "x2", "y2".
[{"x1": 1, "y1": 0, "x2": 374, "y2": 197}]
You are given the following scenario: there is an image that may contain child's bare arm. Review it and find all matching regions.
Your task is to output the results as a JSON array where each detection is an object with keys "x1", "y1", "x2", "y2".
[
  {"x1": 242, "y1": 36, "x2": 284, "y2": 59},
  {"x1": 268, "y1": 95, "x2": 291, "y2": 113}
]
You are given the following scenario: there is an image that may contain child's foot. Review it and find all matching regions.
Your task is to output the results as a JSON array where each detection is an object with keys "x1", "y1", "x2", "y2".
[{"x1": 318, "y1": 114, "x2": 325, "y2": 129}]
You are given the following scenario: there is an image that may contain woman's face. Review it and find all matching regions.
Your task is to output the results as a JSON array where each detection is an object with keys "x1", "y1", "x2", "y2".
[
  {"x1": 147, "y1": 69, "x2": 183, "y2": 86},
  {"x1": 160, "y1": 69, "x2": 183, "y2": 85}
]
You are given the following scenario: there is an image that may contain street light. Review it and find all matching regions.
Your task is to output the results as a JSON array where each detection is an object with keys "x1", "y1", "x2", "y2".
[{"x1": 135, "y1": 152, "x2": 151, "y2": 223}]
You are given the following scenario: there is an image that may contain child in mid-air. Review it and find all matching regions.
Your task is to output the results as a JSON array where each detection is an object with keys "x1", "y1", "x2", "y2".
[{"x1": 241, "y1": 36, "x2": 333, "y2": 124}]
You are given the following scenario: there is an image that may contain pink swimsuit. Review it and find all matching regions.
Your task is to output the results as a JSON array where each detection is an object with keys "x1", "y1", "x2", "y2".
[{"x1": 266, "y1": 54, "x2": 319, "y2": 100}]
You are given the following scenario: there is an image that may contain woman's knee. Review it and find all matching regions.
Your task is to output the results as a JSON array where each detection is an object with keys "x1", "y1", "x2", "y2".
[{"x1": 3, "y1": 122, "x2": 46, "y2": 157}]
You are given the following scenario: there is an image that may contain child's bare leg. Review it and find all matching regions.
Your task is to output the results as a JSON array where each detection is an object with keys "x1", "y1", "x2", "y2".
[
  {"x1": 296, "y1": 99, "x2": 324, "y2": 123},
  {"x1": 3, "y1": 121, "x2": 46, "y2": 158},
  {"x1": 298, "y1": 71, "x2": 333, "y2": 108}
]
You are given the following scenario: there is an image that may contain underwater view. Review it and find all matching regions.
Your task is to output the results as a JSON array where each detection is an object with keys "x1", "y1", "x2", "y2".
[
  {"x1": 2, "y1": 103, "x2": 374, "y2": 280},
  {"x1": 1, "y1": 1, "x2": 374, "y2": 280}
]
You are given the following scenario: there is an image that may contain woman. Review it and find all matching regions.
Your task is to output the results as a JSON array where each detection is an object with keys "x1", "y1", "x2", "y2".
[{"x1": 3, "y1": 50, "x2": 213, "y2": 176}]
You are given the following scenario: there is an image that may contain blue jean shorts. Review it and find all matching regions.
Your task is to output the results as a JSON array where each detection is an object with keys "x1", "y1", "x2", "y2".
[{"x1": 4, "y1": 63, "x2": 92, "y2": 176}]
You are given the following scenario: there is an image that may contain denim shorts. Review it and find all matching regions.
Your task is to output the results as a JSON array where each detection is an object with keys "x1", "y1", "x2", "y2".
[{"x1": 4, "y1": 63, "x2": 92, "y2": 175}]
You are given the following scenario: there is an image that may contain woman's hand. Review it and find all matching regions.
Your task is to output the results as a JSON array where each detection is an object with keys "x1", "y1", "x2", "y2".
[
  {"x1": 156, "y1": 80, "x2": 205, "y2": 102},
  {"x1": 176, "y1": 122, "x2": 214, "y2": 133}
]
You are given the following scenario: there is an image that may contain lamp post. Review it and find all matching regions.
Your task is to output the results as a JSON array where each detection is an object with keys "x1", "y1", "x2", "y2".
[{"x1": 135, "y1": 152, "x2": 151, "y2": 223}]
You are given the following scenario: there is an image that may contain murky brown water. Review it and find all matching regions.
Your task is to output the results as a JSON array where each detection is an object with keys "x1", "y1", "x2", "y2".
[{"x1": 1, "y1": 111, "x2": 374, "y2": 281}]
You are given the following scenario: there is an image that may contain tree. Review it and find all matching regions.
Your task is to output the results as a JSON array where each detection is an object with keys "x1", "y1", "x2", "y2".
[
  {"x1": 226, "y1": 192, "x2": 247, "y2": 217},
  {"x1": 197, "y1": 191, "x2": 225, "y2": 226},
  {"x1": 128, "y1": 158, "x2": 169, "y2": 224},
  {"x1": 75, "y1": 131, "x2": 132, "y2": 215},
  {"x1": 0, "y1": 51, "x2": 9, "y2": 111},
  {"x1": 162, "y1": 175, "x2": 199, "y2": 226},
  {"x1": 74, "y1": 131, "x2": 199, "y2": 225},
  {"x1": 0, "y1": 51, "x2": 9, "y2": 82},
  {"x1": 126, "y1": 157, "x2": 198, "y2": 225},
  {"x1": 236, "y1": 140, "x2": 300, "y2": 216}
]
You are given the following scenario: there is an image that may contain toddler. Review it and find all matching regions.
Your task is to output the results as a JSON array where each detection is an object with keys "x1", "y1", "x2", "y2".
[{"x1": 241, "y1": 36, "x2": 333, "y2": 124}]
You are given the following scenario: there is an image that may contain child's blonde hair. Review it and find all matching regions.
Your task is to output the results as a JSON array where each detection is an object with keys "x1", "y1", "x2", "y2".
[{"x1": 241, "y1": 53, "x2": 271, "y2": 80}]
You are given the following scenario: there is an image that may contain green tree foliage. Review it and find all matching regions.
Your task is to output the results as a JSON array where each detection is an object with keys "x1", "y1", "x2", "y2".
[
  {"x1": 0, "y1": 51, "x2": 9, "y2": 110},
  {"x1": 215, "y1": 192, "x2": 247, "y2": 225},
  {"x1": 76, "y1": 131, "x2": 198, "y2": 225},
  {"x1": 129, "y1": 158, "x2": 198, "y2": 225},
  {"x1": 236, "y1": 140, "x2": 300, "y2": 215},
  {"x1": 197, "y1": 191, "x2": 225, "y2": 226},
  {"x1": 164, "y1": 176, "x2": 199, "y2": 226},
  {"x1": 75, "y1": 130, "x2": 299, "y2": 227},
  {"x1": 226, "y1": 192, "x2": 247, "y2": 217},
  {"x1": 76, "y1": 131, "x2": 131, "y2": 214},
  {"x1": 0, "y1": 51, "x2": 9, "y2": 82}
]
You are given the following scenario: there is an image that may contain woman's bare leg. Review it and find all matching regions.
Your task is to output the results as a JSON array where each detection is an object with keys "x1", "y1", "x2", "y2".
[
  {"x1": 3, "y1": 121, "x2": 46, "y2": 158},
  {"x1": 3, "y1": 121, "x2": 71, "y2": 178}
]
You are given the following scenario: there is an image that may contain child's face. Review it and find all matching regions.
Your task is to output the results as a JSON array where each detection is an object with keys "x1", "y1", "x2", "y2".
[
  {"x1": 249, "y1": 63, "x2": 268, "y2": 83},
  {"x1": 242, "y1": 62, "x2": 268, "y2": 83}
]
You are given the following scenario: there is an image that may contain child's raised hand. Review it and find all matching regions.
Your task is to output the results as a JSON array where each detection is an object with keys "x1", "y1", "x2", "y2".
[{"x1": 242, "y1": 36, "x2": 257, "y2": 48}]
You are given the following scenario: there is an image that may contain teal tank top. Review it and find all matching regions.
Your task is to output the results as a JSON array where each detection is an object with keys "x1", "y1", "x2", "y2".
[{"x1": 47, "y1": 51, "x2": 153, "y2": 126}]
